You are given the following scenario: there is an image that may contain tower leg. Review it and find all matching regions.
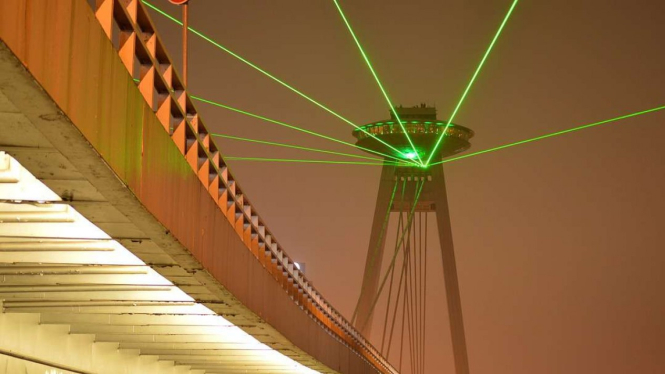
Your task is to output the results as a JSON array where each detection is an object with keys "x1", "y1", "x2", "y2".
[
  {"x1": 431, "y1": 165, "x2": 470, "y2": 374},
  {"x1": 354, "y1": 164, "x2": 396, "y2": 336}
]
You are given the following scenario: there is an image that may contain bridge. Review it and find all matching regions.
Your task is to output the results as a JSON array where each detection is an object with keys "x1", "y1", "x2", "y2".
[
  {"x1": 0, "y1": 0, "x2": 395, "y2": 372},
  {"x1": 3, "y1": 1, "x2": 665, "y2": 373}
]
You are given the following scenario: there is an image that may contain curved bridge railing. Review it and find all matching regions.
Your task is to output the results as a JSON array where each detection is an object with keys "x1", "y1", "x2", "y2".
[{"x1": 91, "y1": 1, "x2": 397, "y2": 373}]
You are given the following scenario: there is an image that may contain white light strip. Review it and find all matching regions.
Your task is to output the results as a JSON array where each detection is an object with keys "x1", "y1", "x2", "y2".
[{"x1": 0, "y1": 152, "x2": 320, "y2": 373}]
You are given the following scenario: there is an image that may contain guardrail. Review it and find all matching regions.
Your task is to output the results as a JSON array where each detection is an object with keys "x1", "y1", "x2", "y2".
[{"x1": 92, "y1": 0, "x2": 398, "y2": 373}]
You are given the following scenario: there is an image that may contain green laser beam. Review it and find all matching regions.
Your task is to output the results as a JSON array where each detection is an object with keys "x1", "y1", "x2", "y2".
[
  {"x1": 212, "y1": 133, "x2": 383, "y2": 161},
  {"x1": 192, "y1": 95, "x2": 407, "y2": 163},
  {"x1": 223, "y1": 157, "x2": 404, "y2": 166},
  {"x1": 215, "y1": 105, "x2": 665, "y2": 168},
  {"x1": 141, "y1": 0, "x2": 416, "y2": 164},
  {"x1": 332, "y1": 0, "x2": 422, "y2": 165},
  {"x1": 430, "y1": 105, "x2": 665, "y2": 167},
  {"x1": 425, "y1": 0, "x2": 519, "y2": 166}
]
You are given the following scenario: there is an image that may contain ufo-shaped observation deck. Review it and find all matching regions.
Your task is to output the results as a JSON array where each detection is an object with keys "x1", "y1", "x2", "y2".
[{"x1": 353, "y1": 106, "x2": 474, "y2": 163}]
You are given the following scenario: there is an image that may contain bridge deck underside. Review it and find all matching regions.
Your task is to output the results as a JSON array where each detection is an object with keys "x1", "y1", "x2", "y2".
[
  {"x1": 0, "y1": 150, "x2": 317, "y2": 373},
  {"x1": 0, "y1": 0, "x2": 392, "y2": 371},
  {"x1": 0, "y1": 60, "x2": 326, "y2": 373}
]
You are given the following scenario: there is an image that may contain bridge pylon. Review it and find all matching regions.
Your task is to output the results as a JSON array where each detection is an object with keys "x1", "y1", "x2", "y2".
[{"x1": 352, "y1": 105, "x2": 474, "y2": 374}]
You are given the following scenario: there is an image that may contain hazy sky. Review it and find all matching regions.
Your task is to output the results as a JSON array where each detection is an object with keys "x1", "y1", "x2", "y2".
[{"x1": 146, "y1": 1, "x2": 665, "y2": 373}]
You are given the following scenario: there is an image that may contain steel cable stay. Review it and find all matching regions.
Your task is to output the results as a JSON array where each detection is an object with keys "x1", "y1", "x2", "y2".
[
  {"x1": 383, "y1": 199, "x2": 414, "y2": 359},
  {"x1": 399, "y1": 274, "x2": 408, "y2": 373},
  {"x1": 414, "y1": 211, "x2": 422, "y2": 374},
  {"x1": 359, "y1": 166, "x2": 474, "y2": 374},
  {"x1": 404, "y1": 214, "x2": 414, "y2": 374},
  {"x1": 406, "y1": 220, "x2": 416, "y2": 374},
  {"x1": 384, "y1": 197, "x2": 428, "y2": 374},
  {"x1": 416, "y1": 212, "x2": 423, "y2": 374},
  {"x1": 421, "y1": 212, "x2": 427, "y2": 374},
  {"x1": 412, "y1": 212, "x2": 422, "y2": 374},
  {"x1": 385, "y1": 245, "x2": 408, "y2": 358},
  {"x1": 352, "y1": 176, "x2": 401, "y2": 326},
  {"x1": 412, "y1": 211, "x2": 426, "y2": 374},
  {"x1": 421, "y1": 212, "x2": 429, "y2": 374},
  {"x1": 404, "y1": 229, "x2": 413, "y2": 373},
  {"x1": 355, "y1": 176, "x2": 435, "y2": 372},
  {"x1": 360, "y1": 180, "x2": 425, "y2": 339},
  {"x1": 395, "y1": 202, "x2": 412, "y2": 374},
  {"x1": 379, "y1": 181, "x2": 409, "y2": 351},
  {"x1": 395, "y1": 203, "x2": 412, "y2": 363}
]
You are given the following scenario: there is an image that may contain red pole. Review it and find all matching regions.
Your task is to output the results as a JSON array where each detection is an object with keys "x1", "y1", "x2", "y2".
[
  {"x1": 169, "y1": 0, "x2": 189, "y2": 87},
  {"x1": 182, "y1": 2, "x2": 188, "y2": 87}
]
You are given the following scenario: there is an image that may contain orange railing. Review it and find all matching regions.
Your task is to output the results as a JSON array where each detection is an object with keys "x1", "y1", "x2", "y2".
[{"x1": 92, "y1": 0, "x2": 397, "y2": 373}]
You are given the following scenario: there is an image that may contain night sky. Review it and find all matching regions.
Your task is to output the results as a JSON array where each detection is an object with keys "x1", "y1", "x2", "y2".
[{"x1": 146, "y1": 1, "x2": 665, "y2": 373}]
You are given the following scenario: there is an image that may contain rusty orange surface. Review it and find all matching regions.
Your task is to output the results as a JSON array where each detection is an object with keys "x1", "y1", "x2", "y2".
[{"x1": 0, "y1": 0, "x2": 396, "y2": 373}]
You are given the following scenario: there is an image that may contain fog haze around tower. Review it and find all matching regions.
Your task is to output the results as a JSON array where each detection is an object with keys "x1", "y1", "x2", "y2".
[{"x1": 147, "y1": 1, "x2": 665, "y2": 373}]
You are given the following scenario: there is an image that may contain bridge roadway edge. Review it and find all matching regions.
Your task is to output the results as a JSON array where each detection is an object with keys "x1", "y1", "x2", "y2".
[{"x1": 0, "y1": 1, "x2": 386, "y2": 373}]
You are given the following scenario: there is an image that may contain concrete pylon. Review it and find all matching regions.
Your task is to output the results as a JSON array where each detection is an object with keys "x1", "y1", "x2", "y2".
[{"x1": 354, "y1": 163, "x2": 470, "y2": 374}]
